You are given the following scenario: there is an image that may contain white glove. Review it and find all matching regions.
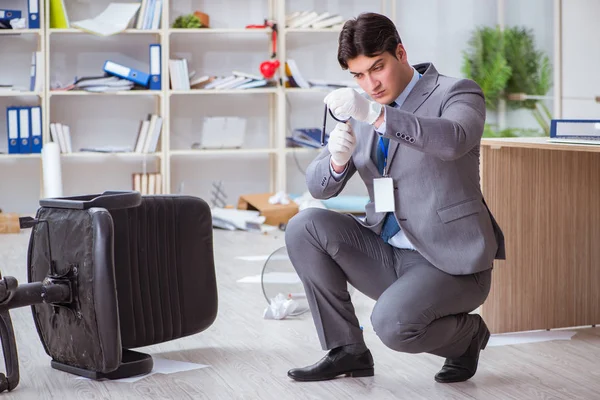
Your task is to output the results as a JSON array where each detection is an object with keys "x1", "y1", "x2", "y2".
[
  {"x1": 327, "y1": 122, "x2": 356, "y2": 167},
  {"x1": 324, "y1": 88, "x2": 383, "y2": 125}
]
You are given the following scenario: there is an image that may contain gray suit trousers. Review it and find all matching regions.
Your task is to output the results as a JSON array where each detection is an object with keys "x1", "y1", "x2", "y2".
[{"x1": 285, "y1": 208, "x2": 492, "y2": 359}]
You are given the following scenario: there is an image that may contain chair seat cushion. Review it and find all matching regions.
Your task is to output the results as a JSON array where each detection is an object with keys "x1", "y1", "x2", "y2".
[{"x1": 109, "y1": 195, "x2": 217, "y2": 348}]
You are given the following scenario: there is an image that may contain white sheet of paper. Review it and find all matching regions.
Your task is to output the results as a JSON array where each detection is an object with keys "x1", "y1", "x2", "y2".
[
  {"x1": 373, "y1": 177, "x2": 395, "y2": 213},
  {"x1": 235, "y1": 254, "x2": 289, "y2": 262},
  {"x1": 487, "y1": 330, "x2": 577, "y2": 347},
  {"x1": 72, "y1": 3, "x2": 141, "y2": 36},
  {"x1": 76, "y1": 357, "x2": 210, "y2": 383},
  {"x1": 237, "y1": 272, "x2": 301, "y2": 284},
  {"x1": 236, "y1": 255, "x2": 271, "y2": 262}
]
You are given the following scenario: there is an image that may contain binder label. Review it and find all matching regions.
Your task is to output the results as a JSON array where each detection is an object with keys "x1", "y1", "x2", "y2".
[{"x1": 105, "y1": 61, "x2": 130, "y2": 76}]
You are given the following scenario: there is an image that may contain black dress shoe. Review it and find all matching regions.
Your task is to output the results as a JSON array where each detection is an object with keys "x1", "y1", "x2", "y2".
[
  {"x1": 287, "y1": 347, "x2": 374, "y2": 382},
  {"x1": 435, "y1": 315, "x2": 490, "y2": 383}
]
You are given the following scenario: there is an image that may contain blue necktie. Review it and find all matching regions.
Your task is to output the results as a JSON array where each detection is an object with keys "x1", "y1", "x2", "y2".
[{"x1": 377, "y1": 102, "x2": 401, "y2": 243}]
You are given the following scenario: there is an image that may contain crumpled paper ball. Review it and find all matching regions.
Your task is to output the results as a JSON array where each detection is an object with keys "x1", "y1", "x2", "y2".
[
  {"x1": 263, "y1": 293, "x2": 298, "y2": 320},
  {"x1": 268, "y1": 191, "x2": 290, "y2": 205}
]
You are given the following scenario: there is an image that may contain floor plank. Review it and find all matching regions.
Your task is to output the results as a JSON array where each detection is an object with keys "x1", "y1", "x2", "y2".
[{"x1": 0, "y1": 228, "x2": 599, "y2": 399}]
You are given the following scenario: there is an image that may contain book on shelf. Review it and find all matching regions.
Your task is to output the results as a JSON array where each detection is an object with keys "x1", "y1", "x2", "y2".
[
  {"x1": 169, "y1": 59, "x2": 191, "y2": 90},
  {"x1": 49, "y1": 122, "x2": 72, "y2": 154},
  {"x1": 136, "y1": 0, "x2": 163, "y2": 30},
  {"x1": 285, "y1": 59, "x2": 310, "y2": 89},
  {"x1": 133, "y1": 114, "x2": 163, "y2": 153},
  {"x1": 132, "y1": 172, "x2": 163, "y2": 195}
]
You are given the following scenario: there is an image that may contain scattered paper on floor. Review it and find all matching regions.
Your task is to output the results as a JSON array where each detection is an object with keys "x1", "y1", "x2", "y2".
[
  {"x1": 76, "y1": 357, "x2": 210, "y2": 383},
  {"x1": 487, "y1": 330, "x2": 577, "y2": 347},
  {"x1": 235, "y1": 254, "x2": 289, "y2": 262},
  {"x1": 237, "y1": 272, "x2": 301, "y2": 284}
]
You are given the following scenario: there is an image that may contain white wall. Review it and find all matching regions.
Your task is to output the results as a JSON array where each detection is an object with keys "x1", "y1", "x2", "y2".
[
  {"x1": 394, "y1": 0, "x2": 498, "y2": 78},
  {"x1": 503, "y1": 0, "x2": 555, "y2": 131},
  {"x1": 561, "y1": 0, "x2": 600, "y2": 119}
]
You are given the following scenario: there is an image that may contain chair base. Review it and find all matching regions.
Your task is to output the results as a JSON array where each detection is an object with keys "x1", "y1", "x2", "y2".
[{"x1": 50, "y1": 349, "x2": 153, "y2": 380}]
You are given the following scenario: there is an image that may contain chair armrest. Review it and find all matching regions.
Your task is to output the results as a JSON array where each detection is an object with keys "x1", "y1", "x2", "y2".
[{"x1": 39, "y1": 191, "x2": 142, "y2": 211}]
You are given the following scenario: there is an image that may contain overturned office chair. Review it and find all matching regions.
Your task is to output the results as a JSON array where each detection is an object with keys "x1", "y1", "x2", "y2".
[{"x1": 0, "y1": 191, "x2": 218, "y2": 392}]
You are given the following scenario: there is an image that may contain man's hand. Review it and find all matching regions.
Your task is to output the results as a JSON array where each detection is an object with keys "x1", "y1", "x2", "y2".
[
  {"x1": 328, "y1": 122, "x2": 356, "y2": 169},
  {"x1": 324, "y1": 88, "x2": 383, "y2": 125}
]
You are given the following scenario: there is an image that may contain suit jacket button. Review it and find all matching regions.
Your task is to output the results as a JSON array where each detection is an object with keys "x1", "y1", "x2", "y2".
[
  {"x1": 409, "y1": 138, "x2": 415, "y2": 143},
  {"x1": 396, "y1": 132, "x2": 401, "y2": 137}
]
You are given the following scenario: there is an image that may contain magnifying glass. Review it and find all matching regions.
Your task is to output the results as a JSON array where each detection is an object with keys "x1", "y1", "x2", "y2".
[{"x1": 321, "y1": 105, "x2": 350, "y2": 146}]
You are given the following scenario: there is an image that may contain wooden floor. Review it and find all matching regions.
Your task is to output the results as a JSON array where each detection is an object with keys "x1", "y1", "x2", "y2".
[{"x1": 1, "y1": 228, "x2": 600, "y2": 399}]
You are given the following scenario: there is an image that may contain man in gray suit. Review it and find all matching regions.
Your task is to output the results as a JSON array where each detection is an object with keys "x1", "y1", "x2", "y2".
[{"x1": 285, "y1": 12, "x2": 505, "y2": 383}]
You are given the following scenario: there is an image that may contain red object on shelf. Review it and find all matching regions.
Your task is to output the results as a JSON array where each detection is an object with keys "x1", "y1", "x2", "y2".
[
  {"x1": 246, "y1": 20, "x2": 280, "y2": 79},
  {"x1": 259, "y1": 60, "x2": 280, "y2": 79}
]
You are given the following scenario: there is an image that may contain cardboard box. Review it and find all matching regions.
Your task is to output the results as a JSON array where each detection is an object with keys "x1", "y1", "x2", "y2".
[
  {"x1": 0, "y1": 213, "x2": 20, "y2": 234},
  {"x1": 237, "y1": 193, "x2": 299, "y2": 226}
]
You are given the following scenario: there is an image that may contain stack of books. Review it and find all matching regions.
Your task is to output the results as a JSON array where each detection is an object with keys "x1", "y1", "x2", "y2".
[
  {"x1": 285, "y1": 11, "x2": 345, "y2": 29},
  {"x1": 169, "y1": 60, "x2": 270, "y2": 90},
  {"x1": 133, "y1": 114, "x2": 163, "y2": 153},
  {"x1": 49, "y1": 122, "x2": 73, "y2": 154},
  {"x1": 199, "y1": 71, "x2": 270, "y2": 90},
  {"x1": 69, "y1": 76, "x2": 135, "y2": 92},
  {"x1": 132, "y1": 172, "x2": 163, "y2": 195},
  {"x1": 135, "y1": 0, "x2": 163, "y2": 30}
]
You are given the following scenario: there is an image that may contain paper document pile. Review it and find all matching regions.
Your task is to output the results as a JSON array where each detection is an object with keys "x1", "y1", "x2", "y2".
[
  {"x1": 211, "y1": 208, "x2": 266, "y2": 231},
  {"x1": 71, "y1": 3, "x2": 140, "y2": 36},
  {"x1": 75, "y1": 76, "x2": 134, "y2": 92}
]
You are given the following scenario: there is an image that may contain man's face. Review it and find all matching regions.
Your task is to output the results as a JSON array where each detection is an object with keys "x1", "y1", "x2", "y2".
[{"x1": 347, "y1": 44, "x2": 411, "y2": 105}]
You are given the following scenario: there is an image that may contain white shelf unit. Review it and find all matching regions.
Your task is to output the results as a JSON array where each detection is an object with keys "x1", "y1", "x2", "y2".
[
  {"x1": 2, "y1": 0, "x2": 580, "y2": 214},
  {"x1": 0, "y1": 0, "x2": 46, "y2": 214},
  {"x1": 42, "y1": 0, "x2": 167, "y2": 202}
]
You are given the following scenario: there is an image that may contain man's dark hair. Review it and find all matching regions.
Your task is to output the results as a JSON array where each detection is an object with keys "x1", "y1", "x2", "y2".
[{"x1": 337, "y1": 13, "x2": 402, "y2": 70}]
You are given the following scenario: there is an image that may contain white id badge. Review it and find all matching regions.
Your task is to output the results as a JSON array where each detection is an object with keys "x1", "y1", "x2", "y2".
[{"x1": 373, "y1": 177, "x2": 395, "y2": 213}]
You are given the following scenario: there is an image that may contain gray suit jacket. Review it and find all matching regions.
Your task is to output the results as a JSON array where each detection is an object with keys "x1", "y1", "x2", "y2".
[{"x1": 306, "y1": 63, "x2": 505, "y2": 275}]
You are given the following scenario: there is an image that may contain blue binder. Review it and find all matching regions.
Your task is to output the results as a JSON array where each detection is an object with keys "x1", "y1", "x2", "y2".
[
  {"x1": 18, "y1": 107, "x2": 31, "y2": 154},
  {"x1": 103, "y1": 61, "x2": 150, "y2": 87},
  {"x1": 30, "y1": 106, "x2": 42, "y2": 153},
  {"x1": 149, "y1": 44, "x2": 161, "y2": 90},
  {"x1": 6, "y1": 107, "x2": 20, "y2": 154},
  {"x1": 27, "y1": 0, "x2": 39, "y2": 29},
  {"x1": 0, "y1": 9, "x2": 22, "y2": 22}
]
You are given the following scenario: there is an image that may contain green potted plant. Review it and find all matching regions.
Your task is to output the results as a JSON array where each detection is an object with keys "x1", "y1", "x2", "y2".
[
  {"x1": 462, "y1": 25, "x2": 553, "y2": 137},
  {"x1": 172, "y1": 12, "x2": 210, "y2": 29},
  {"x1": 461, "y1": 26, "x2": 511, "y2": 112},
  {"x1": 503, "y1": 26, "x2": 552, "y2": 135}
]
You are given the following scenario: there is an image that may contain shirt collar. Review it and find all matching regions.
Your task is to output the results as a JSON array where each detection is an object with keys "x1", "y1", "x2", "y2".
[{"x1": 392, "y1": 67, "x2": 420, "y2": 108}]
